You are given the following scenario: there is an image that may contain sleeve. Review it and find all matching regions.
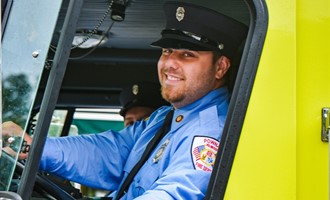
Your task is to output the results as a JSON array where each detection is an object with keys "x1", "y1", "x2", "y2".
[
  {"x1": 134, "y1": 171, "x2": 211, "y2": 200},
  {"x1": 40, "y1": 121, "x2": 146, "y2": 191}
]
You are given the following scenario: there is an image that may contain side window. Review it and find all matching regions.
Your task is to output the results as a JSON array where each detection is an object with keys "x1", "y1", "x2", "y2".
[
  {"x1": 28, "y1": 108, "x2": 124, "y2": 137},
  {"x1": 72, "y1": 108, "x2": 124, "y2": 134},
  {"x1": 29, "y1": 110, "x2": 79, "y2": 137}
]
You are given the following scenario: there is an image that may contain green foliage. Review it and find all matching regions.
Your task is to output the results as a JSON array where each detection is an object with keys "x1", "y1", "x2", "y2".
[{"x1": 2, "y1": 73, "x2": 32, "y2": 127}]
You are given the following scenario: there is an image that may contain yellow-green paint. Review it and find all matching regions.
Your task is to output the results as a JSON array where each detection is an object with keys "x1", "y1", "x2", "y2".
[
  {"x1": 224, "y1": 0, "x2": 329, "y2": 199},
  {"x1": 296, "y1": 0, "x2": 330, "y2": 199}
]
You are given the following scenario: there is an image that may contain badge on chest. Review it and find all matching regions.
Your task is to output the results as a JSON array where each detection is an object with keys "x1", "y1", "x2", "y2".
[{"x1": 153, "y1": 139, "x2": 171, "y2": 163}]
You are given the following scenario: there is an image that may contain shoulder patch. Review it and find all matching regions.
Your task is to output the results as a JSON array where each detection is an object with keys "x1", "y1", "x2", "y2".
[{"x1": 191, "y1": 136, "x2": 219, "y2": 172}]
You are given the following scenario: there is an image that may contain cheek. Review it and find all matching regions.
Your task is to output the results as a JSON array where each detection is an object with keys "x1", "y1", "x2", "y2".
[
  {"x1": 157, "y1": 60, "x2": 164, "y2": 75},
  {"x1": 186, "y1": 67, "x2": 204, "y2": 80},
  {"x1": 193, "y1": 67, "x2": 216, "y2": 85}
]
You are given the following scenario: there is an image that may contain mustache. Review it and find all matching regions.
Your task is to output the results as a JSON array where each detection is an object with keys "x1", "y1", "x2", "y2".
[{"x1": 161, "y1": 68, "x2": 183, "y2": 77}]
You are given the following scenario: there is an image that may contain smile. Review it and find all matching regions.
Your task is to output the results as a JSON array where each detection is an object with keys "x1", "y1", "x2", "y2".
[{"x1": 166, "y1": 74, "x2": 183, "y2": 81}]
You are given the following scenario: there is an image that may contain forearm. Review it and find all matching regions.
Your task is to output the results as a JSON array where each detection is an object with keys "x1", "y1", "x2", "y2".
[{"x1": 40, "y1": 132, "x2": 132, "y2": 190}]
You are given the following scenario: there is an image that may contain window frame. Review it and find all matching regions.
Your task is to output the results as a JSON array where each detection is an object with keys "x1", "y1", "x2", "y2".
[{"x1": 206, "y1": 0, "x2": 269, "y2": 198}]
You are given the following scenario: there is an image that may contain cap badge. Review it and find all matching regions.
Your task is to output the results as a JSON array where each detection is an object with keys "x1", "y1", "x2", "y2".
[
  {"x1": 176, "y1": 7, "x2": 185, "y2": 21},
  {"x1": 132, "y1": 84, "x2": 139, "y2": 95},
  {"x1": 218, "y1": 43, "x2": 224, "y2": 50}
]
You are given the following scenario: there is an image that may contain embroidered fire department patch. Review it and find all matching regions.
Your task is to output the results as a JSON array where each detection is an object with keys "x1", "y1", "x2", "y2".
[{"x1": 191, "y1": 136, "x2": 219, "y2": 172}]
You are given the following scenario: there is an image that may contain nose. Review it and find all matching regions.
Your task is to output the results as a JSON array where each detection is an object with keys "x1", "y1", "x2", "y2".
[{"x1": 163, "y1": 52, "x2": 179, "y2": 70}]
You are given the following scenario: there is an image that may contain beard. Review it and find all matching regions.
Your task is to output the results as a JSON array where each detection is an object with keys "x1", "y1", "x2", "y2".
[
  {"x1": 161, "y1": 77, "x2": 215, "y2": 108},
  {"x1": 161, "y1": 84, "x2": 185, "y2": 104}
]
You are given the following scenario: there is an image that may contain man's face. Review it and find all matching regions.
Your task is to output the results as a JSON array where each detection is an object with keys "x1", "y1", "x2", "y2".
[
  {"x1": 158, "y1": 48, "x2": 226, "y2": 108},
  {"x1": 124, "y1": 106, "x2": 155, "y2": 127}
]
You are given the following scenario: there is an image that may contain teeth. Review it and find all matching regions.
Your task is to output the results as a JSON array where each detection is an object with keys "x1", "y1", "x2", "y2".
[{"x1": 167, "y1": 75, "x2": 180, "y2": 81}]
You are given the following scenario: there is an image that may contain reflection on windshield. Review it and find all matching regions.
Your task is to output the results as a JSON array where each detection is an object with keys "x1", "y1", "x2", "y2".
[
  {"x1": 0, "y1": 0, "x2": 62, "y2": 191},
  {"x1": 1, "y1": 74, "x2": 32, "y2": 190},
  {"x1": 2, "y1": 74, "x2": 32, "y2": 127}
]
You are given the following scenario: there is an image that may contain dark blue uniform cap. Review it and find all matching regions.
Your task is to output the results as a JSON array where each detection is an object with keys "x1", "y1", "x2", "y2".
[
  {"x1": 119, "y1": 82, "x2": 170, "y2": 117},
  {"x1": 151, "y1": 1, "x2": 249, "y2": 59}
]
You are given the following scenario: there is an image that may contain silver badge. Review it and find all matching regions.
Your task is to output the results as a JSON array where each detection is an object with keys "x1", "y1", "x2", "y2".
[
  {"x1": 132, "y1": 84, "x2": 139, "y2": 95},
  {"x1": 218, "y1": 43, "x2": 224, "y2": 50},
  {"x1": 153, "y1": 139, "x2": 170, "y2": 163},
  {"x1": 176, "y1": 7, "x2": 185, "y2": 21}
]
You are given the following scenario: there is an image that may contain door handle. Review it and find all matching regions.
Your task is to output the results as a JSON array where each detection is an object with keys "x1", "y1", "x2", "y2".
[{"x1": 321, "y1": 107, "x2": 329, "y2": 142}]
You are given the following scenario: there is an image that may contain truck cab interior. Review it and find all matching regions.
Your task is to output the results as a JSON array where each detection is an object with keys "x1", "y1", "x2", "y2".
[{"x1": 1, "y1": 0, "x2": 267, "y2": 199}]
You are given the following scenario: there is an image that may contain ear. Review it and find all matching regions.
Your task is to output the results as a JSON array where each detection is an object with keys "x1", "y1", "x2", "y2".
[{"x1": 215, "y1": 56, "x2": 231, "y2": 80}]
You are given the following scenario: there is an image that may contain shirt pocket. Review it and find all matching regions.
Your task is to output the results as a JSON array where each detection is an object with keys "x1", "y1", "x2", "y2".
[
  {"x1": 123, "y1": 150, "x2": 141, "y2": 175},
  {"x1": 133, "y1": 160, "x2": 159, "y2": 196}
]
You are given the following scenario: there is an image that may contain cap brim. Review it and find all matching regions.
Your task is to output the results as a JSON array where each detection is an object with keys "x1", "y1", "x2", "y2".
[
  {"x1": 119, "y1": 99, "x2": 161, "y2": 117},
  {"x1": 119, "y1": 99, "x2": 138, "y2": 117},
  {"x1": 119, "y1": 108, "x2": 126, "y2": 117},
  {"x1": 151, "y1": 34, "x2": 218, "y2": 51}
]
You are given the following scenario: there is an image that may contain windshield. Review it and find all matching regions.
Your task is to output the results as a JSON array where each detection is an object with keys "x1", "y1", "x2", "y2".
[{"x1": 0, "y1": 0, "x2": 62, "y2": 191}]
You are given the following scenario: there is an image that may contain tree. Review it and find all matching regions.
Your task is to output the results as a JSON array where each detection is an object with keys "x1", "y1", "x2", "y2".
[{"x1": 2, "y1": 73, "x2": 32, "y2": 127}]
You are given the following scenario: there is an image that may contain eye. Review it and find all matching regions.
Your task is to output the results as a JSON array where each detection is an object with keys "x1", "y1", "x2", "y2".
[
  {"x1": 183, "y1": 51, "x2": 195, "y2": 57},
  {"x1": 124, "y1": 119, "x2": 134, "y2": 127},
  {"x1": 162, "y1": 48, "x2": 172, "y2": 55}
]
